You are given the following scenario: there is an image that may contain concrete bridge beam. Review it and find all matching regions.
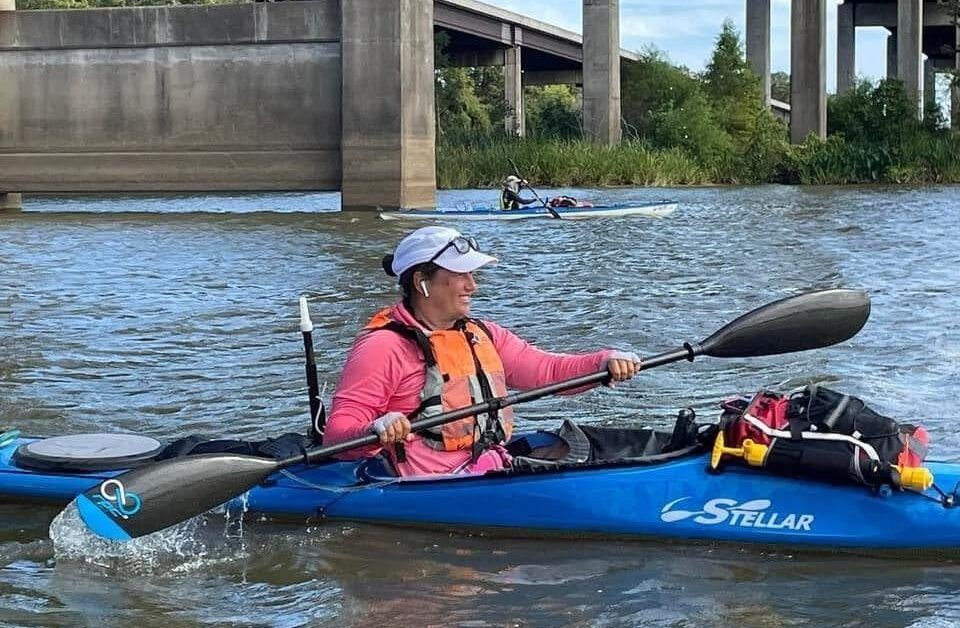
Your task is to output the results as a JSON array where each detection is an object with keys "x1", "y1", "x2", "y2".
[
  {"x1": 504, "y1": 27, "x2": 524, "y2": 136},
  {"x1": 837, "y1": 1, "x2": 855, "y2": 94},
  {"x1": 790, "y1": 0, "x2": 826, "y2": 143},
  {"x1": 929, "y1": 57, "x2": 953, "y2": 71},
  {"x1": 854, "y1": 2, "x2": 952, "y2": 28},
  {"x1": 746, "y1": 0, "x2": 771, "y2": 105},
  {"x1": 523, "y1": 69, "x2": 582, "y2": 86},
  {"x1": 1, "y1": 3, "x2": 343, "y2": 194},
  {"x1": 341, "y1": 0, "x2": 436, "y2": 210},
  {"x1": 444, "y1": 49, "x2": 505, "y2": 67},
  {"x1": 582, "y1": 0, "x2": 620, "y2": 144},
  {"x1": 897, "y1": 0, "x2": 923, "y2": 111}
]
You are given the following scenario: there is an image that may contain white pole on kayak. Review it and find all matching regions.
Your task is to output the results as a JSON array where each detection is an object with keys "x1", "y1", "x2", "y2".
[{"x1": 300, "y1": 297, "x2": 325, "y2": 443}]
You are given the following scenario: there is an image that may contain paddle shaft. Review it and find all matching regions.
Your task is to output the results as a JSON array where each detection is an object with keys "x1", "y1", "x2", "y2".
[
  {"x1": 525, "y1": 185, "x2": 559, "y2": 219},
  {"x1": 508, "y1": 159, "x2": 561, "y2": 219},
  {"x1": 285, "y1": 345, "x2": 695, "y2": 468}
]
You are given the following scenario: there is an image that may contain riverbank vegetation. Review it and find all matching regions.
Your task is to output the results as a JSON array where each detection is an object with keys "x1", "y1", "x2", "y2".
[{"x1": 437, "y1": 20, "x2": 960, "y2": 188}]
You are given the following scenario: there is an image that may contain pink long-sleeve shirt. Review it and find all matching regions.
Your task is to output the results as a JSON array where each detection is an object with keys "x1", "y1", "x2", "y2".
[{"x1": 324, "y1": 302, "x2": 613, "y2": 476}]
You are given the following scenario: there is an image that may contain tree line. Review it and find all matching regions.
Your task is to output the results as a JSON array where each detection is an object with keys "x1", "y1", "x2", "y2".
[{"x1": 437, "y1": 20, "x2": 960, "y2": 187}]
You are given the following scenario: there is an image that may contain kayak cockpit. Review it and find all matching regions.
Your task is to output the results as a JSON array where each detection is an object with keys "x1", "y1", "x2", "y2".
[{"x1": 358, "y1": 413, "x2": 713, "y2": 482}]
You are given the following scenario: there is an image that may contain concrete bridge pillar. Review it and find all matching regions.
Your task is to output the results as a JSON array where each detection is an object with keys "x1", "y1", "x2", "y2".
[
  {"x1": 790, "y1": 0, "x2": 826, "y2": 143},
  {"x1": 886, "y1": 29, "x2": 897, "y2": 78},
  {"x1": 954, "y1": 23, "x2": 960, "y2": 131},
  {"x1": 923, "y1": 57, "x2": 936, "y2": 115},
  {"x1": 0, "y1": 193, "x2": 22, "y2": 211},
  {"x1": 837, "y1": 1, "x2": 855, "y2": 94},
  {"x1": 504, "y1": 27, "x2": 524, "y2": 136},
  {"x1": 582, "y1": 0, "x2": 620, "y2": 144},
  {"x1": 897, "y1": 0, "x2": 923, "y2": 111},
  {"x1": 746, "y1": 0, "x2": 771, "y2": 105},
  {"x1": 341, "y1": 0, "x2": 436, "y2": 210},
  {"x1": 0, "y1": 0, "x2": 20, "y2": 209},
  {"x1": 954, "y1": 88, "x2": 960, "y2": 131}
]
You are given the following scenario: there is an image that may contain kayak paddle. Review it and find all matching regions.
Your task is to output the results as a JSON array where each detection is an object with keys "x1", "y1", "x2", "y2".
[
  {"x1": 74, "y1": 288, "x2": 869, "y2": 541},
  {"x1": 507, "y1": 158, "x2": 561, "y2": 219}
]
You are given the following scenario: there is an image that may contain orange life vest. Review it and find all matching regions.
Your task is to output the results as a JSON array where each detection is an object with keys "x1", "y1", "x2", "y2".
[{"x1": 364, "y1": 308, "x2": 514, "y2": 457}]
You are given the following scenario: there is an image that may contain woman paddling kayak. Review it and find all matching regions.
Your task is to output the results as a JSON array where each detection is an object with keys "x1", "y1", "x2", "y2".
[
  {"x1": 499, "y1": 175, "x2": 539, "y2": 210},
  {"x1": 324, "y1": 226, "x2": 642, "y2": 476}
]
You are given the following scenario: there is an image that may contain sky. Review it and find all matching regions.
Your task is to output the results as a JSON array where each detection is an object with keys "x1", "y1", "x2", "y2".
[{"x1": 485, "y1": 0, "x2": 895, "y2": 94}]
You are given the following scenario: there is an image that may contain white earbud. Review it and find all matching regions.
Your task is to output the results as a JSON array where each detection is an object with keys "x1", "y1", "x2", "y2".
[{"x1": 419, "y1": 280, "x2": 430, "y2": 298}]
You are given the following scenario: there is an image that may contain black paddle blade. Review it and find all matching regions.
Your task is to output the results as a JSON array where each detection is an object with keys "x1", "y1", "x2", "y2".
[
  {"x1": 696, "y1": 289, "x2": 870, "y2": 358},
  {"x1": 76, "y1": 454, "x2": 280, "y2": 540}
]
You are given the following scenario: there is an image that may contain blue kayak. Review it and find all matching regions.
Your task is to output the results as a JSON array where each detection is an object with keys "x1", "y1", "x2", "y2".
[
  {"x1": 379, "y1": 201, "x2": 677, "y2": 221},
  {"x1": 2, "y1": 427, "x2": 959, "y2": 551}
]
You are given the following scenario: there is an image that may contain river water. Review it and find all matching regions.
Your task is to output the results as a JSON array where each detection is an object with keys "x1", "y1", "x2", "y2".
[{"x1": 1, "y1": 185, "x2": 959, "y2": 627}]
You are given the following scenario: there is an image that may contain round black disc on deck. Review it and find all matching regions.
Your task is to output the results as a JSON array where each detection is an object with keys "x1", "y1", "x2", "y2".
[{"x1": 13, "y1": 433, "x2": 164, "y2": 472}]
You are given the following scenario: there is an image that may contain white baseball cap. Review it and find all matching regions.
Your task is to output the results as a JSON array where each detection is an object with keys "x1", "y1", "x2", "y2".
[{"x1": 386, "y1": 226, "x2": 498, "y2": 278}]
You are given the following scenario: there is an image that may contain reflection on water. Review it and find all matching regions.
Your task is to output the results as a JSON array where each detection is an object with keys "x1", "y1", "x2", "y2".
[
  {"x1": 2, "y1": 185, "x2": 960, "y2": 626},
  {"x1": 9, "y1": 519, "x2": 960, "y2": 628}
]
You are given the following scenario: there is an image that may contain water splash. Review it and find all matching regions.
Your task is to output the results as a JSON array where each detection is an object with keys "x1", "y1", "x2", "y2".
[{"x1": 48, "y1": 501, "x2": 250, "y2": 575}]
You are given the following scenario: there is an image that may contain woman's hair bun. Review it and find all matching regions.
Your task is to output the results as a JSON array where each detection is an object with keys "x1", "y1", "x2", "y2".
[{"x1": 381, "y1": 254, "x2": 397, "y2": 277}]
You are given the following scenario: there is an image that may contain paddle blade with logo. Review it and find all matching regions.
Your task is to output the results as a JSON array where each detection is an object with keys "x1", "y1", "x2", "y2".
[{"x1": 75, "y1": 454, "x2": 280, "y2": 541}]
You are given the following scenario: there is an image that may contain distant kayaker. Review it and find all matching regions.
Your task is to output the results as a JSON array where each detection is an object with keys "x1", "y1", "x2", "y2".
[
  {"x1": 499, "y1": 175, "x2": 539, "y2": 210},
  {"x1": 323, "y1": 225, "x2": 641, "y2": 477}
]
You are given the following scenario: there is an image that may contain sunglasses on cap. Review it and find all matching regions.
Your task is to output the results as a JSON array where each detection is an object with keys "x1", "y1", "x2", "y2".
[{"x1": 428, "y1": 235, "x2": 480, "y2": 264}]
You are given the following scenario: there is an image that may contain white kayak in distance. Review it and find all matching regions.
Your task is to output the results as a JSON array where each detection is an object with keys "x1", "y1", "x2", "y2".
[{"x1": 379, "y1": 201, "x2": 678, "y2": 221}]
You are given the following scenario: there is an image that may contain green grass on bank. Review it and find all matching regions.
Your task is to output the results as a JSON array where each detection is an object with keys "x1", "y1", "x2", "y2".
[
  {"x1": 786, "y1": 133, "x2": 960, "y2": 186},
  {"x1": 437, "y1": 133, "x2": 960, "y2": 189},
  {"x1": 438, "y1": 140, "x2": 710, "y2": 188}
]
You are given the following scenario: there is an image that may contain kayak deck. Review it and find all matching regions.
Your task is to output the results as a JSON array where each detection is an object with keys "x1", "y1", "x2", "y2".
[
  {"x1": 379, "y1": 202, "x2": 678, "y2": 221},
  {"x1": 4, "y1": 433, "x2": 960, "y2": 550}
]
